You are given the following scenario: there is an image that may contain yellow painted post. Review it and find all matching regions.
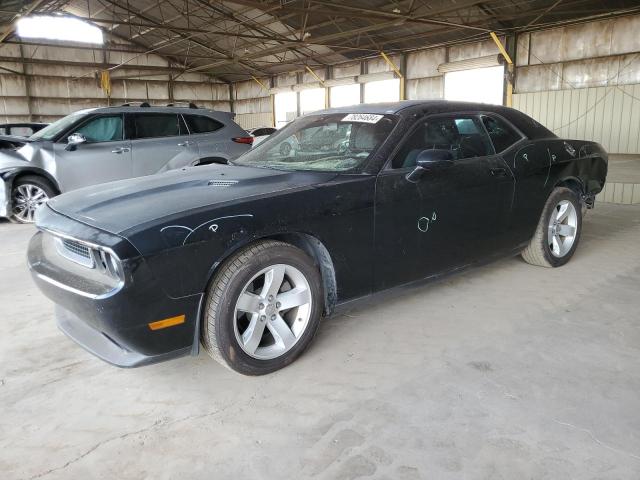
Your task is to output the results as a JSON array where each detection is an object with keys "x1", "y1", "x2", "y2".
[
  {"x1": 380, "y1": 51, "x2": 405, "y2": 100},
  {"x1": 490, "y1": 32, "x2": 514, "y2": 107},
  {"x1": 251, "y1": 76, "x2": 275, "y2": 128},
  {"x1": 304, "y1": 65, "x2": 328, "y2": 108}
]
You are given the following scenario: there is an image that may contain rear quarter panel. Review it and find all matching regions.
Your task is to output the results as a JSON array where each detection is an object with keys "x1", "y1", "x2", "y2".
[{"x1": 547, "y1": 139, "x2": 607, "y2": 195}]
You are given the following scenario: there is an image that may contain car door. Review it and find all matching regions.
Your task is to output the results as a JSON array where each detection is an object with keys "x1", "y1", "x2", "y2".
[
  {"x1": 374, "y1": 114, "x2": 515, "y2": 291},
  {"x1": 182, "y1": 113, "x2": 234, "y2": 159},
  {"x1": 481, "y1": 114, "x2": 549, "y2": 247},
  {"x1": 129, "y1": 112, "x2": 198, "y2": 176},
  {"x1": 53, "y1": 113, "x2": 132, "y2": 192}
]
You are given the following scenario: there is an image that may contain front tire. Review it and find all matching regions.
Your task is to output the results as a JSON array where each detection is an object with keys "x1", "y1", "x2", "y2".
[
  {"x1": 10, "y1": 175, "x2": 56, "y2": 224},
  {"x1": 521, "y1": 187, "x2": 582, "y2": 267},
  {"x1": 202, "y1": 240, "x2": 323, "y2": 375}
]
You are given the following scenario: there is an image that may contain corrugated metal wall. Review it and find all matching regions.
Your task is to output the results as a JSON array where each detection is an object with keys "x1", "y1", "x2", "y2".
[
  {"x1": 232, "y1": 78, "x2": 272, "y2": 129},
  {"x1": 513, "y1": 85, "x2": 640, "y2": 153},
  {"x1": 513, "y1": 15, "x2": 640, "y2": 153},
  {"x1": 0, "y1": 42, "x2": 231, "y2": 124}
]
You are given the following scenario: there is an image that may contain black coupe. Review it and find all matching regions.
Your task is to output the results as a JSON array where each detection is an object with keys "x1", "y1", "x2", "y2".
[{"x1": 27, "y1": 101, "x2": 608, "y2": 375}]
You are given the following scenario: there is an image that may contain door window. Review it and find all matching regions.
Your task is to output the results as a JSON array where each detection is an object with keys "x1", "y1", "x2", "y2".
[
  {"x1": 9, "y1": 126, "x2": 35, "y2": 136},
  {"x1": 183, "y1": 115, "x2": 224, "y2": 134},
  {"x1": 392, "y1": 116, "x2": 492, "y2": 168},
  {"x1": 133, "y1": 114, "x2": 183, "y2": 139},
  {"x1": 481, "y1": 115, "x2": 523, "y2": 152},
  {"x1": 74, "y1": 115, "x2": 123, "y2": 142}
]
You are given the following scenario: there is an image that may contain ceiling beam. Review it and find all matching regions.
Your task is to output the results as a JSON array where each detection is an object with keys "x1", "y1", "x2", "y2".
[
  {"x1": 229, "y1": 0, "x2": 492, "y2": 32},
  {"x1": 99, "y1": 0, "x2": 268, "y2": 77}
]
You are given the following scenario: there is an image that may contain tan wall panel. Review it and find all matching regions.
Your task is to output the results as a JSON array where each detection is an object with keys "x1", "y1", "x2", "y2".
[
  {"x1": 513, "y1": 84, "x2": 640, "y2": 154},
  {"x1": 235, "y1": 112, "x2": 273, "y2": 130}
]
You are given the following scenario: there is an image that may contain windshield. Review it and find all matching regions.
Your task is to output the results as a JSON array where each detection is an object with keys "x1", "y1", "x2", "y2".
[
  {"x1": 29, "y1": 110, "x2": 90, "y2": 141},
  {"x1": 234, "y1": 113, "x2": 397, "y2": 172}
]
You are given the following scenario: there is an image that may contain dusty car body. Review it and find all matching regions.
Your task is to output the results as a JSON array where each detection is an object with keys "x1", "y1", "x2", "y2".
[
  {"x1": 27, "y1": 100, "x2": 607, "y2": 374},
  {"x1": 0, "y1": 134, "x2": 30, "y2": 151},
  {"x1": 0, "y1": 105, "x2": 251, "y2": 222}
]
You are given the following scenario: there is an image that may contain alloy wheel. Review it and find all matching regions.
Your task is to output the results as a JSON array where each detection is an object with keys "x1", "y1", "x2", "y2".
[
  {"x1": 547, "y1": 199, "x2": 578, "y2": 258},
  {"x1": 12, "y1": 184, "x2": 49, "y2": 223},
  {"x1": 233, "y1": 264, "x2": 312, "y2": 360}
]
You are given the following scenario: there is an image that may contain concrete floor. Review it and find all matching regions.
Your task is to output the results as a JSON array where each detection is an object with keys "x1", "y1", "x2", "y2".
[{"x1": 1, "y1": 203, "x2": 640, "y2": 480}]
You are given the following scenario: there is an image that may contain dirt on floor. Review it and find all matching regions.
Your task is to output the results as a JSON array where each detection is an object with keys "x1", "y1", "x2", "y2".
[{"x1": 1, "y1": 203, "x2": 639, "y2": 480}]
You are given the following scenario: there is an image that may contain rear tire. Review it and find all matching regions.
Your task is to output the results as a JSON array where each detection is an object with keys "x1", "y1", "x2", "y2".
[
  {"x1": 202, "y1": 240, "x2": 323, "y2": 375},
  {"x1": 10, "y1": 175, "x2": 56, "y2": 224},
  {"x1": 521, "y1": 187, "x2": 582, "y2": 267}
]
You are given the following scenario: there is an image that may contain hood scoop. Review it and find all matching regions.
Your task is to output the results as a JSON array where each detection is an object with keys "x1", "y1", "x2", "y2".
[{"x1": 207, "y1": 179, "x2": 239, "y2": 187}]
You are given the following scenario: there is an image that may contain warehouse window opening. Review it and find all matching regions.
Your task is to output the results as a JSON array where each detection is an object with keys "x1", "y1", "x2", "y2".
[
  {"x1": 444, "y1": 66, "x2": 504, "y2": 105},
  {"x1": 274, "y1": 92, "x2": 298, "y2": 129},
  {"x1": 330, "y1": 84, "x2": 361, "y2": 108},
  {"x1": 16, "y1": 16, "x2": 103, "y2": 44},
  {"x1": 364, "y1": 79, "x2": 400, "y2": 103},
  {"x1": 300, "y1": 88, "x2": 326, "y2": 115}
]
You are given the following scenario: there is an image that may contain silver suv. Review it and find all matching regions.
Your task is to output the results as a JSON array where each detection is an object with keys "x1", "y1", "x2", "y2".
[{"x1": 0, "y1": 104, "x2": 252, "y2": 223}]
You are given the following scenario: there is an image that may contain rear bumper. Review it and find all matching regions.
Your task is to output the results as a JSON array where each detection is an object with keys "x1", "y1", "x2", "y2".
[{"x1": 27, "y1": 208, "x2": 202, "y2": 367}]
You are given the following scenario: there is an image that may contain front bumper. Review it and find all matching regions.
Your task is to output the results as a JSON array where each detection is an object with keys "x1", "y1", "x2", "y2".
[
  {"x1": 28, "y1": 207, "x2": 202, "y2": 367},
  {"x1": 0, "y1": 176, "x2": 8, "y2": 218},
  {"x1": 56, "y1": 305, "x2": 192, "y2": 367}
]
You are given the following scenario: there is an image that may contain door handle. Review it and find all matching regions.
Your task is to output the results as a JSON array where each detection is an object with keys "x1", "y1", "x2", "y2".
[
  {"x1": 111, "y1": 147, "x2": 130, "y2": 154},
  {"x1": 177, "y1": 141, "x2": 191, "y2": 147},
  {"x1": 489, "y1": 167, "x2": 508, "y2": 177}
]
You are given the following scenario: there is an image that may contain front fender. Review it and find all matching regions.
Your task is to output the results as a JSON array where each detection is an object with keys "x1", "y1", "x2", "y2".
[
  {"x1": 0, "y1": 166, "x2": 61, "y2": 219},
  {"x1": 0, "y1": 176, "x2": 7, "y2": 218}
]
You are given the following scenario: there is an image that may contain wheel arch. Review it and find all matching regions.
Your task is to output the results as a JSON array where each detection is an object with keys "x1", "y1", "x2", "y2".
[
  {"x1": 8, "y1": 168, "x2": 61, "y2": 195},
  {"x1": 206, "y1": 232, "x2": 338, "y2": 317},
  {"x1": 266, "y1": 232, "x2": 338, "y2": 316},
  {"x1": 554, "y1": 176, "x2": 585, "y2": 197}
]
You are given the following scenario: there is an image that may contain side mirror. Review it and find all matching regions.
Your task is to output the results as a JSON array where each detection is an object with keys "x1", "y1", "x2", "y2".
[
  {"x1": 65, "y1": 133, "x2": 87, "y2": 151},
  {"x1": 406, "y1": 149, "x2": 454, "y2": 182}
]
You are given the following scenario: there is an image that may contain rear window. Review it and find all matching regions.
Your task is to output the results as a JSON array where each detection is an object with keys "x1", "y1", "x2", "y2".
[
  {"x1": 482, "y1": 115, "x2": 523, "y2": 152},
  {"x1": 133, "y1": 114, "x2": 183, "y2": 139},
  {"x1": 184, "y1": 115, "x2": 224, "y2": 134}
]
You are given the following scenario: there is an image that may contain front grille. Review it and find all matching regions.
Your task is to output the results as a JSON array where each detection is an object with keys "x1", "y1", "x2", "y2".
[
  {"x1": 55, "y1": 237, "x2": 95, "y2": 268},
  {"x1": 62, "y1": 239, "x2": 91, "y2": 260}
]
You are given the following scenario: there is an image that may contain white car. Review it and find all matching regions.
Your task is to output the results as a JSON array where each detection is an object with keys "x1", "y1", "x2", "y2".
[{"x1": 248, "y1": 127, "x2": 277, "y2": 147}]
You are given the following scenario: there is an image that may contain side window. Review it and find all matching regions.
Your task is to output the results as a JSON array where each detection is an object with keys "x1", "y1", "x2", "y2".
[
  {"x1": 392, "y1": 116, "x2": 492, "y2": 168},
  {"x1": 10, "y1": 126, "x2": 34, "y2": 136},
  {"x1": 133, "y1": 114, "x2": 181, "y2": 139},
  {"x1": 184, "y1": 115, "x2": 224, "y2": 134},
  {"x1": 482, "y1": 115, "x2": 523, "y2": 152},
  {"x1": 74, "y1": 115, "x2": 123, "y2": 143}
]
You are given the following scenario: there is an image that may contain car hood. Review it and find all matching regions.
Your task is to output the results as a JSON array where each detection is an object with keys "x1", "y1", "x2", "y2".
[
  {"x1": 47, "y1": 164, "x2": 337, "y2": 235},
  {"x1": 0, "y1": 150, "x2": 30, "y2": 170},
  {"x1": 0, "y1": 140, "x2": 50, "y2": 166}
]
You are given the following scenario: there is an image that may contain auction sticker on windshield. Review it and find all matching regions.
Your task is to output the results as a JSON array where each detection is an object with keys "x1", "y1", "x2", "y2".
[{"x1": 342, "y1": 113, "x2": 383, "y2": 123}]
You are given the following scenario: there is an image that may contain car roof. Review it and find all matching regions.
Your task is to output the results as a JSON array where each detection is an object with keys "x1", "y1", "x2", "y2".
[
  {"x1": 0, "y1": 122, "x2": 48, "y2": 127},
  {"x1": 314, "y1": 100, "x2": 522, "y2": 116},
  {"x1": 312, "y1": 100, "x2": 556, "y2": 140},
  {"x1": 79, "y1": 105, "x2": 236, "y2": 120}
]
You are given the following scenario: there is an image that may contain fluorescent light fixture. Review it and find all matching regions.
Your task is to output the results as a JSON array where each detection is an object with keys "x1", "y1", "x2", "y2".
[{"x1": 16, "y1": 16, "x2": 103, "y2": 44}]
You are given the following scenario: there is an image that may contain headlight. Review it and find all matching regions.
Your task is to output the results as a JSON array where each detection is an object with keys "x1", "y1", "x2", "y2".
[{"x1": 52, "y1": 234, "x2": 124, "y2": 284}]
